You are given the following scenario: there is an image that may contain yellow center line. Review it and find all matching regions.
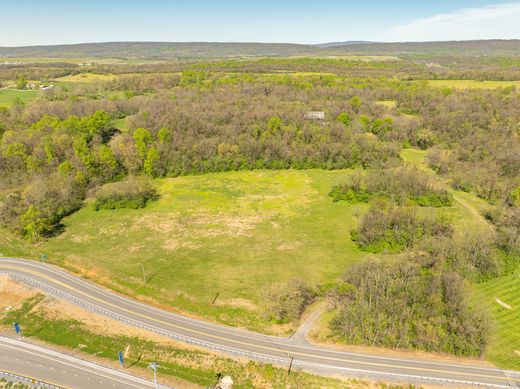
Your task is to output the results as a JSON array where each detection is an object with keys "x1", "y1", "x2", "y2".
[{"x1": 2, "y1": 264, "x2": 518, "y2": 384}]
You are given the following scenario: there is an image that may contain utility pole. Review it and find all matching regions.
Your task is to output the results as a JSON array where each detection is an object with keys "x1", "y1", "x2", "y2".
[
  {"x1": 288, "y1": 356, "x2": 294, "y2": 375},
  {"x1": 142, "y1": 264, "x2": 146, "y2": 284},
  {"x1": 149, "y1": 361, "x2": 159, "y2": 389}
]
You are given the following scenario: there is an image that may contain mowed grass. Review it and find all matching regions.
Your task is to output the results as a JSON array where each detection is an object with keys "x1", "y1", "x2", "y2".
[
  {"x1": 39, "y1": 169, "x2": 369, "y2": 332},
  {"x1": 0, "y1": 89, "x2": 38, "y2": 107},
  {"x1": 426, "y1": 79, "x2": 520, "y2": 90},
  {"x1": 473, "y1": 272, "x2": 520, "y2": 370}
]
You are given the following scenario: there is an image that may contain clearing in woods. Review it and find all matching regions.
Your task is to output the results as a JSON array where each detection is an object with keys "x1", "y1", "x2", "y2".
[
  {"x1": 1, "y1": 151, "x2": 518, "y2": 367},
  {"x1": 56, "y1": 72, "x2": 117, "y2": 83},
  {"x1": 424, "y1": 79, "x2": 520, "y2": 89},
  {"x1": 33, "y1": 169, "x2": 375, "y2": 333},
  {"x1": 0, "y1": 88, "x2": 38, "y2": 107}
]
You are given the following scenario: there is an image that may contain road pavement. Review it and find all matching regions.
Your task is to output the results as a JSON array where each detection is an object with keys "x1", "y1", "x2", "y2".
[
  {"x1": 0, "y1": 336, "x2": 166, "y2": 388},
  {"x1": 1, "y1": 257, "x2": 519, "y2": 388}
]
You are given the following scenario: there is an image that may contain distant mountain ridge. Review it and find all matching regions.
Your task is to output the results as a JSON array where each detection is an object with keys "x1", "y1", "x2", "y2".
[
  {"x1": 328, "y1": 39, "x2": 520, "y2": 56},
  {"x1": 314, "y1": 41, "x2": 374, "y2": 48},
  {"x1": 0, "y1": 41, "x2": 319, "y2": 59},
  {"x1": 1, "y1": 39, "x2": 519, "y2": 59}
]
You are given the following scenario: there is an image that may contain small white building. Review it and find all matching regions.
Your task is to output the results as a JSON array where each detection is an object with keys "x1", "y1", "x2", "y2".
[{"x1": 304, "y1": 111, "x2": 325, "y2": 120}]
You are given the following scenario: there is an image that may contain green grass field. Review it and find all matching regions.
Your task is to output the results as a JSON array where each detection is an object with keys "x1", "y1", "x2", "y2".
[
  {"x1": 474, "y1": 272, "x2": 520, "y2": 370},
  {"x1": 425, "y1": 79, "x2": 520, "y2": 89},
  {"x1": 0, "y1": 89, "x2": 38, "y2": 107},
  {"x1": 56, "y1": 73, "x2": 117, "y2": 83},
  {"x1": 35, "y1": 169, "x2": 376, "y2": 332},
  {"x1": 285, "y1": 55, "x2": 400, "y2": 62}
]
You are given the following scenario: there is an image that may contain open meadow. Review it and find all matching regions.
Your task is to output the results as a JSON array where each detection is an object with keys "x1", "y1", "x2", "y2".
[
  {"x1": 35, "y1": 169, "x2": 372, "y2": 332},
  {"x1": 0, "y1": 88, "x2": 38, "y2": 107},
  {"x1": 425, "y1": 79, "x2": 520, "y2": 89},
  {"x1": 55, "y1": 72, "x2": 117, "y2": 83}
]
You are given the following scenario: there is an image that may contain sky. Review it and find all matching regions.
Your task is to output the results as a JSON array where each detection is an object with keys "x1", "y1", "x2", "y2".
[{"x1": 0, "y1": 0, "x2": 519, "y2": 46}]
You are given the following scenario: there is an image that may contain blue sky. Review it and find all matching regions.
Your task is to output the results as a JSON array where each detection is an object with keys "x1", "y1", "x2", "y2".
[{"x1": 1, "y1": 0, "x2": 519, "y2": 46}]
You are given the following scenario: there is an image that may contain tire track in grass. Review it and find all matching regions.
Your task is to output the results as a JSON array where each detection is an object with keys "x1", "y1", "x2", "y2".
[
  {"x1": 451, "y1": 192, "x2": 494, "y2": 231},
  {"x1": 400, "y1": 149, "x2": 494, "y2": 231}
]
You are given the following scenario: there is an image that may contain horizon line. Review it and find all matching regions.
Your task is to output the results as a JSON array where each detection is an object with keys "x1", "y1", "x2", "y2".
[{"x1": 1, "y1": 38, "x2": 519, "y2": 49}]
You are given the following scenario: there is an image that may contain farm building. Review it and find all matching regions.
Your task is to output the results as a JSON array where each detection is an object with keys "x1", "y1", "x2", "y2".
[{"x1": 304, "y1": 111, "x2": 325, "y2": 120}]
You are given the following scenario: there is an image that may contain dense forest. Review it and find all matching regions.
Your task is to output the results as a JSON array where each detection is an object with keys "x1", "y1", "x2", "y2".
[{"x1": 0, "y1": 52, "x2": 518, "y2": 358}]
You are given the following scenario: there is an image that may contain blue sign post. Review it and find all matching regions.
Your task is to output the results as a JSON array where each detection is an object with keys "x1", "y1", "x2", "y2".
[
  {"x1": 118, "y1": 351, "x2": 125, "y2": 369},
  {"x1": 13, "y1": 322, "x2": 21, "y2": 339}
]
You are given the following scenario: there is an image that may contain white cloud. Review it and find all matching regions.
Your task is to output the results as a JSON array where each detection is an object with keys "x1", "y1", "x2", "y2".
[{"x1": 386, "y1": 2, "x2": 520, "y2": 42}]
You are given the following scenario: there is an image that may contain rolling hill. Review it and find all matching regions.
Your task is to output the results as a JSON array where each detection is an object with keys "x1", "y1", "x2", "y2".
[{"x1": 1, "y1": 39, "x2": 520, "y2": 59}]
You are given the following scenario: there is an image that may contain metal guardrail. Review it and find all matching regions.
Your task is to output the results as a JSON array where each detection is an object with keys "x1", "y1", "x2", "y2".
[
  {"x1": 2, "y1": 271, "x2": 518, "y2": 389},
  {"x1": 0, "y1": 370, "x2": 65, "y2": 389}
]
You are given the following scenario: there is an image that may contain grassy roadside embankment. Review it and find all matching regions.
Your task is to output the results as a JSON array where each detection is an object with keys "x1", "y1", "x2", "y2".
[{"x1": 0, "y1": 277, "x2": 411, "y2": 389}]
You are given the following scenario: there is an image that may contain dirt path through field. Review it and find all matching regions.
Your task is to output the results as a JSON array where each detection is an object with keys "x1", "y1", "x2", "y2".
[
  {"x1": 290, "y1": 301, "x2": 327, "y2": 344},
  {"x1": 451, "y1": 192, "x2": 494, "y2": 231}
]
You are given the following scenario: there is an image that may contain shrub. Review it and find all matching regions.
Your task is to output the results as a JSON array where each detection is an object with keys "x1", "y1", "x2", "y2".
[
  {"x1": 353, "y1": 202, "x2": 453, "y2": 253},
  {"x1": 93, "y1": 176, "x2": 159, "y2": 211},
  {"x1": 261, "y1": 279, "x2": 315, "y2": 324},
  {"x1": 329, "y1": 186, "x2": 369, "y2": 203},
  {"x1": 330, "y1": 166, "x2": 452, "y2": 207},
  {"x1": 491, "y1": 206, "x2": 520, "y2": 256}
]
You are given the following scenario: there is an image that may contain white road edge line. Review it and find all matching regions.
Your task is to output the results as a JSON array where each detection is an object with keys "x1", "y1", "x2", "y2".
[{"x1": 0, "y1": 337, "x2": 169, "y2": 389}]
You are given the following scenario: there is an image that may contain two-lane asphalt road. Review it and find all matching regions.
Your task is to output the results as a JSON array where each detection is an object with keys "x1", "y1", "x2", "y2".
[
  {"x1": 0, "y1": 336, "x2": 166, "y2": 388},
  {"x1": 1, "y1": 257, "x2": 520, "y2": 388}
]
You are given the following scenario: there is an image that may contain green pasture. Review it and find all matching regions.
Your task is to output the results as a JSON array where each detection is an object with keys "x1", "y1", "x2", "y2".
[{"x1": 0, "y1": 89, "x2": 38, "y2": 107}]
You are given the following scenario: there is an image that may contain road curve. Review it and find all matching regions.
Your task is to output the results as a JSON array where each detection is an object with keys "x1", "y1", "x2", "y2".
[
  {"x1": 0, "y1": 336, "x2": 167, "y2": 388},
  {"x1": 1, "y1": 257, "x2": 519, "y2": 388}
]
